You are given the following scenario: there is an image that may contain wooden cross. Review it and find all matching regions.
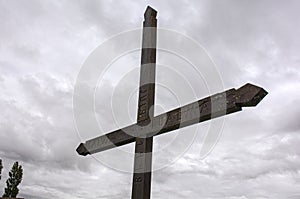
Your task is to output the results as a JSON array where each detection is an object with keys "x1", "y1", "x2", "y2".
[{"x1": 76, "y1": 6, "x2": 268, "y2": 199}]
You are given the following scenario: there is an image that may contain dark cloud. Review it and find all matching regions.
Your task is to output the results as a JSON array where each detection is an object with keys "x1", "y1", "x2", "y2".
[{"x1": 0, "y1": 0, "x2": 299, "y2": 198}]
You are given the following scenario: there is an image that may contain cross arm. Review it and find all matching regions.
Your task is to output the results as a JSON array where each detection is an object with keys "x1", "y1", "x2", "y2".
[{"x1": 76, "y1": 83, "x2": 267, "y2": 156}]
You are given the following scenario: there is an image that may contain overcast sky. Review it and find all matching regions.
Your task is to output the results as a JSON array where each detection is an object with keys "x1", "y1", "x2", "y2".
[{"x1": 1, "y1": 0, "x2": 300, "y2": 199}]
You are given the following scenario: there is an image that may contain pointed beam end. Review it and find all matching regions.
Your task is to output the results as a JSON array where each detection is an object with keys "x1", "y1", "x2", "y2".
[
  {"x1": 144, "y1": 6, "x2": 157, "y2": 19},
  {"x1": 236, "y1": 83, "x2": 268, "y2": 107},
  {"x1": 76, "y1": 143, "x2": 90, "y2": 156}
]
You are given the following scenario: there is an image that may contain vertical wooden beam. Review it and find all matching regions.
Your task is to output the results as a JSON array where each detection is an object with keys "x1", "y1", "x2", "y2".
[{"x1": 131, "y1": 6, "x2": 157, "y2": 199}]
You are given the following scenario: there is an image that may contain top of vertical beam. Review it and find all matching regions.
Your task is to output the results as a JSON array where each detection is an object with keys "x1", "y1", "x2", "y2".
[{"x1": 144, "y1": 6, "x2": 157, "y2": 27}]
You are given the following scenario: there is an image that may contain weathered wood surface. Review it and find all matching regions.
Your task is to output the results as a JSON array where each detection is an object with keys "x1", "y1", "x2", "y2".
[
  {"x1": 131, "y1": 6, "x2": 157, "y2": 199},
  {"x1": 77, "y1": 83, "x2": 268, "y2": 156}
]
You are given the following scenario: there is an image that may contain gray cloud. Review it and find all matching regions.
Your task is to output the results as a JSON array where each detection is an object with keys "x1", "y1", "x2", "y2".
[{"x1": 0, "y1": 0, "x2": 299, "y2": 198}]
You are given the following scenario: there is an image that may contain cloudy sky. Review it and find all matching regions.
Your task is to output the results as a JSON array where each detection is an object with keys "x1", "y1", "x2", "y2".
[{"x1": 1, "y1": 0, "x2": 300, "y2": 199}]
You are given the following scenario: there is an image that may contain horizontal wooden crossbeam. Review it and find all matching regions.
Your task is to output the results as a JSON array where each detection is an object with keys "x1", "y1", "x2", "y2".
[{"x1": 76, "y1": 83, "x2": 267, "y2": 156}]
